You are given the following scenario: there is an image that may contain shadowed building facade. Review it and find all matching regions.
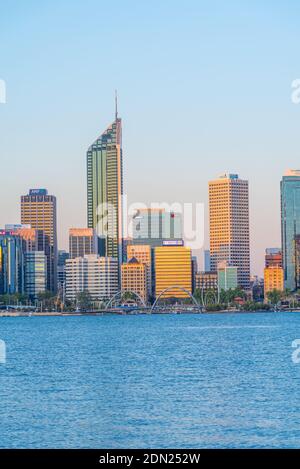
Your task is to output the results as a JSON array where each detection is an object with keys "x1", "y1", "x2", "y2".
[
  {"x1": 281, "y1": 170, "x2": 300, "y2": 291},
  {"x1": 69, "y1": 228, "x2": 98, "y2": 259}
]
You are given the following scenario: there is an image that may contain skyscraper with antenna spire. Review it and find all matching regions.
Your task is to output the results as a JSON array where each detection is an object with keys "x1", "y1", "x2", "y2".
[{"x1": 86, "y1": 96, "x2": 123, "y2": 281}]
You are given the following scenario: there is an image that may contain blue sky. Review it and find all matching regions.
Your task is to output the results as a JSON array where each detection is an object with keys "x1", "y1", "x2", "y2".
[{"x1": 1, "y1": 0, "x2": 300, "y2": 275}]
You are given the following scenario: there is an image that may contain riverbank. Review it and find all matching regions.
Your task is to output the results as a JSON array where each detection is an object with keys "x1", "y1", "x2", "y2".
[{"x1": 1, "y1": 309, "x2": 300, "y2": 317}]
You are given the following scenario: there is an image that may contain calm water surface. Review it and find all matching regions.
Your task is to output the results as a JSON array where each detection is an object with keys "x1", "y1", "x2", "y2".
[{"x1": 0, "y1": 312, "x2": 300, "y2": 448}]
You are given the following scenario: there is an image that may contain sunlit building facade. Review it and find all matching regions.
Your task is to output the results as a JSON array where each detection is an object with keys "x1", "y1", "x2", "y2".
[
  {"x1": 209, "y1": 174, "x2": 250, "y2": 290},
  {"x1": 121, "y1": 258, "x2": 147, "y2": 303},
  {"x1": 264, "y1": 266, "x2": 284, "y2": 298},
  {"x1": 21, "y1": 189, "x2": 57, "y2": 292},
  {"x1": 69, "y1": 228, "x2": 98, "y2": 259},
  {"x1": 87, "y1": 114, "x2": 123, "y2": 275},
  {"x1": 154, "y1": 246, "x2": 192, "y2": 299},
  {"x1": 195, "y1": 271, "x2": 218, "y2": 292},
  {"x1": 127, "y1": 244, "x2": 151, "y2": 297}
]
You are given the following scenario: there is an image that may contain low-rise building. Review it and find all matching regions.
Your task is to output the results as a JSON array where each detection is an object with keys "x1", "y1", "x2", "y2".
[
  {"x1": 264, "y1": 266, "x2": 284, "y2": 298},
  {"x1": 217, "y1": 263, "x2": 238, "y2": 291},
  {"x1": 195, "y1": 271, "x2": 218, "y2": 291}
]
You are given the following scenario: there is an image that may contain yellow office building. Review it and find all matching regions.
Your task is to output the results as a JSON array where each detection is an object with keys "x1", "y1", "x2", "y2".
[
  {"x1": 155, "y1": 246, "x2": 192, "y2": 299},
  {"x1": 264, "y1": 267, "x2": 284, "y2": 298}
]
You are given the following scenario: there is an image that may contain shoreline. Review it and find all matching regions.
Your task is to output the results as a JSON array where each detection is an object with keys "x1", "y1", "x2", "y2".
[{"x1": 0, "y1": 309, "x2": 299, "y2": 317}]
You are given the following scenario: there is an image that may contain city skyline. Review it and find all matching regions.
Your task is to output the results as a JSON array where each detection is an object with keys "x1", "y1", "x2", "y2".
[
  {"x1": 1, "y1": 162, "x2": 298, "y2": 279},
  {"x1": 1, "y1": 1, "x2": 300, "y2": 277}
]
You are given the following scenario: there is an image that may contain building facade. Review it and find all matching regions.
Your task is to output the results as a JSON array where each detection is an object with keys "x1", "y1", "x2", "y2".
[
  {"x1": 264, "y1": 267, "x2": 284, "y2": 298},
  {"x1": 57, "y1": 250, "x2": 69, "y2": 291},
  {"x1": 130, "y1": 208, "x2": 182, "y2": 248},
  {"x1": 127, "y1": 244, "x2": 151, "y2": 297},
  {"x1": 195, "y1": 271, "x2": 218, "y2": 292},
  {"x1": 87, "y1": 114, "x2": 123, "y2": 274},
  {"x1": 21, "y1": 189, "x2": 57, "y2": 292},
  {"x1": 204, "y1": 250, "x2": 211, "y2": 272},
  {"x1": 0, "y1": 232, "x2": 24, "y2": 295},
  {"x1": 209, "y1": 174, "x2": 250, "y2": 290},
  {"x1": 69, "y1": 228, "x2": 97, "y2": 259},
  {"x1": 25, "y1": 251, "x2": 47, "y2": 298},
  {"x1": 265, "y1": 248, "x2": 282, "y2": 268},
  {"x1": 154, "y1": 246, "x2": 192, "y2": 299},
  {"x1": 217, "y1": 263, "x2": 238, "y2": 292},
  {"x1": 65, "y1": 255, "x2": 118, "y2": 301},
  {"x1": 281, "y1": 170, "x2": 300, "y2": 291},
  {"x1": 121, "y1": 258, "x2": 147, "y2": 303}
]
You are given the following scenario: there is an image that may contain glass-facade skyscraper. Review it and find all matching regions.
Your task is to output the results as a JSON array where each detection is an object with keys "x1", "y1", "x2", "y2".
[
  {"x1": 0, "y1": 232, "x2": 24, "y2": 295},
  {"x1": 87, "y1": 113, "x2": 123, "y2": 276},
  {"x1": 281, "y1": 170, "x2": 300, "y2": 291}
]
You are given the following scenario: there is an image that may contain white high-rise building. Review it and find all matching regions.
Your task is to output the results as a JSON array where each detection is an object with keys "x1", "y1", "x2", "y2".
[
  {"x1": 209, "y1": 174, "x2": 250, "y2": 290},
  {"x1": 65, "y1": 255, "x2": 118, "y2": 301}
]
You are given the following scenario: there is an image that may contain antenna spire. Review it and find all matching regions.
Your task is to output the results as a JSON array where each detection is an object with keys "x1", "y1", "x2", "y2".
[{"x1": 115, "y1": 90, "x2": 118, "y2": 120}]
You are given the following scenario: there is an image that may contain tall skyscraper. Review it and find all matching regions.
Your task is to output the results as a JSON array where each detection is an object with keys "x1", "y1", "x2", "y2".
[
  {"x1": 69, "y1": 228, "x2": 97, "y2": 259},
  {"x1": 209, "y1": 174, "x2": 250, "y2": 290},
  {"x1": 281, "y1": 170, "x2": 300, "y2": 291},
  {"x1": 21, "y1": 189, "x2": 58, "y2": 292},
  {"x1": 87, "y1": 105, "x2": 123, "y2": 274},
  {"x1": 0, "y1": 231, "x2": 24, "y2": 295}
]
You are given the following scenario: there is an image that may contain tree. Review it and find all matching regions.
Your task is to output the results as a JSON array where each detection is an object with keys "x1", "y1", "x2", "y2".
[
  {"x1": 76, "y1": 290, "x2": 93, "y2": 311},
  {"x1": 267, "y1": 289, "x2": 282, "y2": 306}
]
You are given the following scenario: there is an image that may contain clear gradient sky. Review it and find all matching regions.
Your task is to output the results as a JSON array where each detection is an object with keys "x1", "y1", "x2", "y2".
[{"x1": 1, "y1": 0, "x2": 300, "y2": 275}]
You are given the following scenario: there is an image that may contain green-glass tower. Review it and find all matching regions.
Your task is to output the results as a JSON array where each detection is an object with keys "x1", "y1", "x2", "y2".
[{"x1": 87, "y1": 108, "x2": 123, "y2": 276}]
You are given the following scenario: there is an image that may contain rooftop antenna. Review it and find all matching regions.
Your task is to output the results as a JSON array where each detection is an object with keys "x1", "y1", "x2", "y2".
[{"x1": 115, "y1": 89, "x2": 118, "y2": 120}]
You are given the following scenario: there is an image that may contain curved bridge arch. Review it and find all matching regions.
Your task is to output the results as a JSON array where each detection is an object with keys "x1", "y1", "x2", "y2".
[
  {"x1": 106, "y1": 290, "x2": 147, "y2": 309},
  {"x1": 201, "y1": 286, "x2": 220, "y2": 307},
  {"x1": 151, "y1": 286, "x2": 202, "y2": 313}
]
